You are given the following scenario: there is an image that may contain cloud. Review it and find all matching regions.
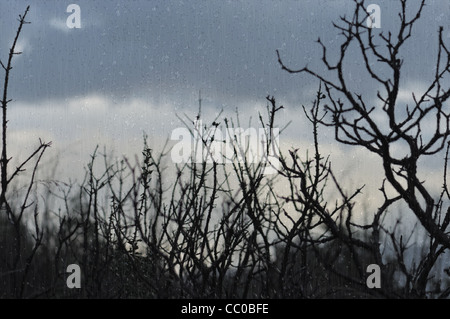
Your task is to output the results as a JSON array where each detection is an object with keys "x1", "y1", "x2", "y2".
[
  {"x1": 6, "y1": 88, "x2": 447, "y2": 229},
  {"x1": 49, "y1": 17, "x2": 69, "y2": 33},
  {"x1": 396, "y1": 81, "x2": 430, "y2": 104},
  {"x1": 14, "y1": 37, "x2": 30, "y2": 55}
]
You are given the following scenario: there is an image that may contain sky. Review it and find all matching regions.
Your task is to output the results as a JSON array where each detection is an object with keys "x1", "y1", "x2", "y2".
[{"x1": 0, "y1": 0, "x2": 449, "y2": 217}]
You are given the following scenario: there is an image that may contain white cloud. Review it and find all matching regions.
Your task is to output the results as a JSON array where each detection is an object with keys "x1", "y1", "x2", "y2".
[
  {"x1": 48, "y1": 13, "x2": 102, "y2": 33},
  {"x1": 396, "y1": 81, "x2": 429, "y2": 104},
  {"x1": 7, "y1": 91, "x2": 446, "y2": 221},
  {"x1": 48, "y1": 18, "x2": 69, "y2": 33},
  {"x1": 15, "y1": 37, "x2": 30, "y2": 54}
]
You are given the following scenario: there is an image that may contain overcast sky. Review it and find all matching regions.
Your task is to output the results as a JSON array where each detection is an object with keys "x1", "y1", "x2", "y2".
[
  {"x1": 0, "y1": 1, "x2": 449, "y2": 213},
  {"x1": 2, "y1": 1, "x2": 448, "y2": 104}
]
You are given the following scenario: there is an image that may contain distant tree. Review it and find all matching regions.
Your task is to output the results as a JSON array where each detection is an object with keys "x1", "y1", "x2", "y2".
[
  {"x1": 0, "y1": 6, "x2": 51, "y2": 298},
  {"x1": 276, "y1": 0, "x2": 450, "y2": 298}
]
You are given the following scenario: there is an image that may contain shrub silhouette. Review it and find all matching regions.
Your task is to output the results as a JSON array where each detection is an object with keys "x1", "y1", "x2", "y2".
[{"x1": 1, "y1": 1, "x2": 450, "y2": 299}]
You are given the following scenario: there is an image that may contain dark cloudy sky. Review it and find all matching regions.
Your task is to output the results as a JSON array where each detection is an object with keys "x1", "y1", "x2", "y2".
[
  {"x1": 0, "y1": 0, "x2": 449, "y2": 205},
  {"x1": 2, "y1": 1, "x2": 447, "y2": 105}
]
